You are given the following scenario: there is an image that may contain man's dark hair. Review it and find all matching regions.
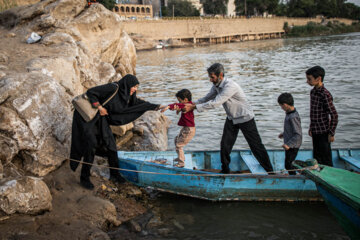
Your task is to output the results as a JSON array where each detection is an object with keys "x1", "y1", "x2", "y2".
[
  {"x1": 176, "y1": 89, "x2": 192, "y2": 101},
  {"x1": 278, "y1": 93, "x2": 294, "y2": 106},
  {"x1": 207, "y1": 63, "x2": 225, "y2": 77},
  {"x1": 306, "y1": 66, "x2": 325, "y2": 82}
]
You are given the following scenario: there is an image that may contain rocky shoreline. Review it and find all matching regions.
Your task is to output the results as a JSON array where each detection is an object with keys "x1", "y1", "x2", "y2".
[
  {"x1": 0, "y1": 1, "x2": 174, "y2": 239},
  {"x1": 0, "y1": 162, "x2": 183, "y2": 240}
]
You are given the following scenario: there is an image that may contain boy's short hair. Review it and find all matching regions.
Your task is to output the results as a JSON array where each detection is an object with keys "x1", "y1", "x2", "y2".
[
  {"x1": 207, "y1": 63, "x2": 225, "y2": 77},
  {"x1": 278, "y1": 93, "x2": 294, "y2": 106},
  {"x1": 306, "y1": 66, "x2": 325, "y2": 82},
  {"x1": 176, "y1": 89, "x2": 192, "y2": 101}
]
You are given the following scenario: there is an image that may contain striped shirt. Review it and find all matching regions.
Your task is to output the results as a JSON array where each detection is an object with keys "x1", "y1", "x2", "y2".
[{"x1": 310, "y1": 85, "x2": 338, "y2": 136}]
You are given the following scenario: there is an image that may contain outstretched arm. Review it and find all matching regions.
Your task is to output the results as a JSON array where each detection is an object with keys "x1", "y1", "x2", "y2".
[
  {"x1": 160, "y1": 106, "x2": 170, "y2": 113},
  {"x1": 196, "y1": 84, "x2": 237, "y2": 112},
  {"x1": 195, "y1": 86, "x2": 217, "y2": 105}
]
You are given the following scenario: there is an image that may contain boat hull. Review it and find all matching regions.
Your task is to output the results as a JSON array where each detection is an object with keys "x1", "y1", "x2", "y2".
[
  {"x1": 316, "y1": 185, "x2": 360, "y2": 239},
  {"x1": 118, "y1": 149, "x2": 360, "y2": 202},
  {"x1": 118, "y1": 150, "x2": 322, "y2": 201}
]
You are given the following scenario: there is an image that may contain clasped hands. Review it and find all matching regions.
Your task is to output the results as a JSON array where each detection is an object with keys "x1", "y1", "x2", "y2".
[{"x1": 159, "y1": 103, "x2": 196, "y2": 113}]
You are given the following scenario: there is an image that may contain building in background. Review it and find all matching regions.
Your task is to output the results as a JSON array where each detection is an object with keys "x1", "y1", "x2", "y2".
[
  {"x1": 113, "y1": 2, "x2": 153, "y2": 19},
  {"x1": 113, "y1": 0, "x2": 164, "y2": 18}
]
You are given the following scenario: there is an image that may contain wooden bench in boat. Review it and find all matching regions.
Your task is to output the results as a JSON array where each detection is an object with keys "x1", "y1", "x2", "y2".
[
  {"x1": 240, "y1": 152, "x2": 268, "y2": 175},
  {"x1": 339, "y1": 155, "x2": 360, "y2": 169}
]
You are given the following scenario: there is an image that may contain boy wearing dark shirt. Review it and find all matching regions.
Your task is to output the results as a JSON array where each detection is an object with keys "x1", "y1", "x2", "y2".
[
  {"x1": 306, "y1": 66, "x2": 338, "y2": 166},
  {"x1": 161, "y1": 89, "x2": 195, "y2": 167},
  {"x1": 278, "y1": 93, "x2": 302, "y2": 175}
]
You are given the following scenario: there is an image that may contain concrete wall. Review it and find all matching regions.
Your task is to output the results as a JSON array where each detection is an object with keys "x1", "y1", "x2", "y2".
[{"x1": 122, "y1": 17, "x2": 354, "y2": 40}]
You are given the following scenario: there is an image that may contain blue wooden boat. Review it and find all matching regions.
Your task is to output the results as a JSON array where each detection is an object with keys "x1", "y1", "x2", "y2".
[
  {"x1": 117, "y1": 149, "x2": 360, "y2": 201},
  {"x1": 293, "y1": 159, "x2": 360, "y2": 239}
]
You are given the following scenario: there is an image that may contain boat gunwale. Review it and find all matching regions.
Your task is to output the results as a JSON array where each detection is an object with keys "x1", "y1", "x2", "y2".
[{"x1": 118, "y1": 156, "x2": 310, "y2": 179}]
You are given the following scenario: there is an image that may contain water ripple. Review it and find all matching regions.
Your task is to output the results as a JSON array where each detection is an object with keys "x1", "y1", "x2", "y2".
[{"x1": 136, "y1": 32, "x2": 360, "y2": 150}]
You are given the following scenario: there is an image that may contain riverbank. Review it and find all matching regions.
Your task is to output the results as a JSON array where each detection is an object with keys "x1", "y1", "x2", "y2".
[
  {"x1": 124, "y1": 17, "x2": 356, "y2": 51},
  {"x1": 285, "y1": 21, "x2": 360, "y2": 37}
]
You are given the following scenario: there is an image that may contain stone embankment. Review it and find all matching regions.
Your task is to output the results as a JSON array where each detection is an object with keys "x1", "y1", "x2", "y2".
[
  {"x1": 123, "y1": 17, "x2": 355, "y2": 50},
  {"x1": 0, "y1": 0, "x2": 171, "y2": 239}
]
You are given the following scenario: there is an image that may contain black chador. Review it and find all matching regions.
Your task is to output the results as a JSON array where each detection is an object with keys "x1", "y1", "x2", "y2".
[{"x1": 70, "y1": 74, "x2": 159, "y2": 189}]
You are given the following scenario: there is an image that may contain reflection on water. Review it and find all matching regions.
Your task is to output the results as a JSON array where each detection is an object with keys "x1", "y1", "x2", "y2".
[
  {"x1": 135, "y1": 33, "x2": 360, "y2": 239},
  {"x1": 155, "y1": 194, "x2": 349, "y2": 240},
  {"x1": 136, "y1": 32, "x2": 360, "y2": 151}
]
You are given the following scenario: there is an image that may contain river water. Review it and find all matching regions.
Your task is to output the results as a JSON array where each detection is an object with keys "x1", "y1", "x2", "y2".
[{"x1": 135, "y1": 33, "x2": 360, "y2": 239}]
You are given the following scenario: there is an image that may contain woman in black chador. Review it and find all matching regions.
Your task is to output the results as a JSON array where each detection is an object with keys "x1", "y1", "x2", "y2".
[{"x1": 70, "y1": 74, "x2": 160, "y2": 189}]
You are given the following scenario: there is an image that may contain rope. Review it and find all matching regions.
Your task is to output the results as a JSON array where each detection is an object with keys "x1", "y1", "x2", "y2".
[{"x1": 51, "y1": 154, "x2": 316, "y2": 177}]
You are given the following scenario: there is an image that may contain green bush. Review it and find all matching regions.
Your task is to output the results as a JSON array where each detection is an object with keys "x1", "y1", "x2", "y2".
[
  {"x1": 162, "y1": 0, "x2": 200, "y2": 17},
  {"x1": 286, "y1": 21, "x2": 360, "y2": 37},
  {"x1": 97, "y1": 0, "x2": 116, "y2": 11}
]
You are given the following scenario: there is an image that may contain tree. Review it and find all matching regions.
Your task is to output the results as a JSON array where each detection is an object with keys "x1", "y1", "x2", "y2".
[
  {"x1": 234, "y1": 0, "x2": 279, "y2": 16},
  {"x1": 203, "y1": 0, "x2": 228, "y2": 15},
  {"x1": 275, "y1": 2, "x2": 288, "y2": 16},
  {"x1": 162, "y1": 0, "x2": 200, "y2": 16},
  {"x1": 284, "y1": 0, "x2": 360, "y2": 19},
  {"x1": 340, "y1": 2, "x2": 360, "y2": 20},
  {"x1": 97, "y1": 0, "x2": 116, "y2": 11},
  {"x1": 287, "y1": 0, "x2": 316, "y2": 17}
]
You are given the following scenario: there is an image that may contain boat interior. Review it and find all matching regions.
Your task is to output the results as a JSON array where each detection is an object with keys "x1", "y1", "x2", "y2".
[{"x1": 118, "y1": 149, "x2": 360, "y2": 175}]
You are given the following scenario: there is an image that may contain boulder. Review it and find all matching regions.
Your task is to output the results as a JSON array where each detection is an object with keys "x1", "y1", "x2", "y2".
[
  {"x1": 0, "y1": 176, "x2": 52, "y2": 215},
  {"x1": 116, "y1": 131, "x2": 134, "y2": 149},
  {"x1": 0, "y1": 162, "x2": 3, "y2": 179},
  {"x1": 0, "y1": 73, "x2": 72, "y2": 176},
  {"x1": 77, "y1": 195, "x2": 122, "y2": 227},
  {"x1": 0, "y1": 65, "x2": 7, "y2": 71},
  {"x1": 130, "y1": 111, "x2": 171, "y2": 151},
  {"x1": 111, "y1": 122, "x2": 134, "y2": 137},
  {"x1": 0, "y1": 53, "x2": 8, "y2": 63},
  {"x1": 0, "y1": 71, "x2": 5, "y2": 78}
]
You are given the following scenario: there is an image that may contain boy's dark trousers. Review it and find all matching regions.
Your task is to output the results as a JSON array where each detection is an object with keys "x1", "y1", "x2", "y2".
[
  {"x1": 285, "y1": 148, "x2": 299, "y2": 175},
  {"x1": 312, "y1": 133, "x2": 333, "y2": 166},
  {"x1": 220, "y1": 118, "x2": 274, "y2": 173}
]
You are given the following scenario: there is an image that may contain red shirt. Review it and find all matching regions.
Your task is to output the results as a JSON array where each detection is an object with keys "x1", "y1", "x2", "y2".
[{"x1": 169, "y1": 102, "x2": 195, "y2": 127}]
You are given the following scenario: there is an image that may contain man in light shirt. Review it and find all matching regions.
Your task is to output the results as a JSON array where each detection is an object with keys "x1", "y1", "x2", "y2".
[{"x1": 183, "y1": 63, "x2": 274, "y2": 174}]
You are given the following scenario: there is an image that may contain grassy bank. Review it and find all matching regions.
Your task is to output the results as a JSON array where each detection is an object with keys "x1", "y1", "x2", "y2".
[
  {"x1": 284, "y1": 21, "x2": 360, "y2": 37},
  {"x1": 0, "y1": 0, "x2": 17, "y2": 12}
]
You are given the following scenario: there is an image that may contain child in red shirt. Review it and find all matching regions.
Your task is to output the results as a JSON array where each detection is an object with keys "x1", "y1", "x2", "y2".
[{"x1": 161, "y1": 89, "x2": 195, "y2": 167}]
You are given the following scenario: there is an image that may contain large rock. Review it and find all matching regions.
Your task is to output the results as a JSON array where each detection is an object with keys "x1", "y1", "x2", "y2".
[
  {"x1": 0, "y1": 0, "x2": 137, "y2": 176},
  {"x1": 0, "y1": 162, "x2": 3, "y2": 180},
  {"x1": 77, "y1": 196, "x2": 121, "y2": 227},
  {"x1": 0, "y1": 53, "x2": 8, "y2": 63},
  {"x1": 0, "y1": 73, "x2": 72, "y2": 176},
  {"x1": 0, "y1": 176, "x2": 52, "y2": 215},
  {"x1": 111, "y1": 122, "x2": 134, "y2": 137},
  {"x1": 130, "y1": 111, "x2": 171, "y2": 151}
]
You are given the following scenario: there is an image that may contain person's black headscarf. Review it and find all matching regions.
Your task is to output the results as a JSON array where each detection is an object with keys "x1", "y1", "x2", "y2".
[
  {"x1": 117, "y1": 74, "x2": 139, "y2": 103},
  {"x1": 70, "y1": 74, "x2": 159, "y2": 171}
]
